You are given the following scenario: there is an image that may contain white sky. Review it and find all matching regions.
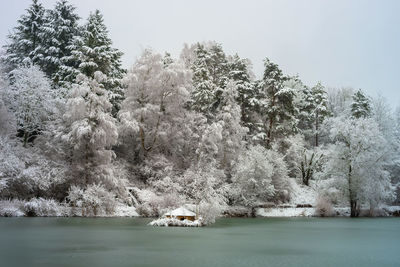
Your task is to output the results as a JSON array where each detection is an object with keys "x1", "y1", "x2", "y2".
[{"x1": 1, "y1": 0, "x2": 400, "y2": 108}]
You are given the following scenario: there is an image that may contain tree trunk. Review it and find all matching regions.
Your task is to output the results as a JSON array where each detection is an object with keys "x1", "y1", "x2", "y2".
[
  {"x1": 348, "y1": 164, "x2": 360, "y2": 217},
  {"x1": 315, "y1": 110, "x2": 319, "y2": 147}
]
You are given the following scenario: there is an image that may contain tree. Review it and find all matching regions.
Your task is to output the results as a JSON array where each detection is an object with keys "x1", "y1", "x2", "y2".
[
  {"x1": 61, "y1": 72, "x2": 118, "y2": 187},
  {"x1": 260, "y1": 58, "x2": 297, "y2": 147},
  {"x1": 321, "y1": 117, "x2": 395, "y2": 217},
  {"x1": 40, "y1": 0, "x2": 80, "y2": 84},
  {"x1": 232, "y1": 145, "x2": 290, "y2": 208},
  {"x1": 190, "y1": 44, "x2": 215, "y2": 118},
  {"x1": 299, "y1": 82, "x2": 329, "y2": 146},
  {"x1": 215, "y1": 81, "x2": 247, "y2": 174},
  {"x1": 4, "y1": 65, "x2": 60, "y2": 146},
  {"x1": 228, "y1": 54, "x2": 258, "y2": 131},
  {"x1": 3, "y1": 0, "x2": 45, "y2": 70},
  {"x1": 119, "y1": 49, "x2": 191, "y2": 160},
  {"x1": 351, "y1": 89, "x2": 371, "y2": 118},
  {"x1": 67, "y1": 10, "x2": 125, "y2": 115}
]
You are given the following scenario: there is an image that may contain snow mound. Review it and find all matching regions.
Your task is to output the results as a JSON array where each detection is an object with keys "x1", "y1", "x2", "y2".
[
  {"x1": 256, "y1": 207, "x2": 315, "y2": 217},
  {"x1": 149, "y1": 217, "x2": 203, "y2": 227}
]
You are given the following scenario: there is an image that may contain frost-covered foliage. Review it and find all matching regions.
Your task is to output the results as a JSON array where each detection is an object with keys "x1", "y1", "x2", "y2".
[
  {"x1": 258, "y1": 59, "x2": 298, "y2": 147},
  {"x1": 40, "y1": 0, "x2": 80, "y2": 84},
  {"x1": 2, "y1": 0, "x2": 45, "y2": 69},
  {"x1": 67, "y1": 183, "x2": 116, "y2": 216},
  {"x1": 0, "y1": 198, "x2": 65, "y2": 217},
  {"x1": 0, "y1": 135, "x2": 67, "y2": 200},
  {"x1": 60, "y1": 72, "x2": 118, "y2": 188},
  {"x1": 67, "y1": 10, "x2": 125, "y2": 115},
  {"x1": 232, "y1": 145, "x2": 290, "y2": 206},
  {"x1": 119, "y1": 49, "x2": 192, "y2": 161},
  {"x1": 4, "y1": 65, "x2": 61, "y2": 146},
  {"x1": 319, "y1": 117, "x2": 396, "y2": 217},
  {"x1": 23, "y1": 198, "x2": 65, "y2": 216}
]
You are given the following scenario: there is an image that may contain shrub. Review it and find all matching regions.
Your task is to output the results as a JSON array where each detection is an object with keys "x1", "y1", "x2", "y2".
[
  {"x1": 23, "y1": 198, "x2": 65, "y2": 216},
  {"x1": 67, "y1": 184, "x2": 116, "y2": 216},
  {"x1": 0, "y1": 199, "x2": 24, "y2": 217},
  {"x1": 315, "y1": 195, "x2": 335, "y2": 217}
]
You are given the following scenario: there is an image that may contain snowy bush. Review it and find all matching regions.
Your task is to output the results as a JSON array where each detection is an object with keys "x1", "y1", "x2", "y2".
[
  {"x1": 232, "y1": 145, "x2": 290, "y2": 205},
  {"x1": 23, "y1": 198, "x2": 65, "y2": 217},
  {"x1": 314, "y1": 196, "x2": 335, "y2": 217},
  {"x1": 0, "y1": 199, "x2": 25, "y2": 217},
  {"x1": 67, "y1": 184, "x2": 117, "y2": 216}
]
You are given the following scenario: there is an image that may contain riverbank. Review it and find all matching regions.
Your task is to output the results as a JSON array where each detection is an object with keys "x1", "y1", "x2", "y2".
[{"x1": 1, "y1": 198, "x2": 400, "y2": 218}]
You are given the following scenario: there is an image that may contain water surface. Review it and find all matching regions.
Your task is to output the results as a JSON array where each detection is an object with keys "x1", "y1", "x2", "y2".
[{"x1": 0, "y1": 217, "x2": 399, "y2": 267}]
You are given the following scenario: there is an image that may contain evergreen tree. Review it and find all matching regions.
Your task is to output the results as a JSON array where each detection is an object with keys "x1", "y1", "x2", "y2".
[
  {"x1": 190, "y1": 44, "x2": 215, "y2": 119},
  {"x1": 67, "y1": 10, "x2": 125, "y2": 115},
  {"x1": 260, "y1": 58, "x2": 297, "y2": 148},
  {"x1": 3, "y1": 0, "x2": 45, "y2": 70},
  {"x1": 351, "y1": 89, "x2": 371, "y2": 118},
  {"x1": 228, "y1": 54, "x2": 259, "y2": 128},
  {"x1": 299, "y1": 82, "x2": 329, "y2": 146},
  {"x1": 40, "y1": 0, "x2": 80, "y2": 84}
]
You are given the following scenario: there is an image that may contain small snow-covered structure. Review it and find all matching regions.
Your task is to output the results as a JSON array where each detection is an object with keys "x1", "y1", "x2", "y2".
[{"x1": 164, "y1": 207, "x2": 196, "y2": 221}]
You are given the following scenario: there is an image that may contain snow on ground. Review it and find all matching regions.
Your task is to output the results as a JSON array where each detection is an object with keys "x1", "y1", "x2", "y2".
[
  {"x1": 288, "y1": 178, "x2": 317, "y2": 206},
  {"x1": 256, "y1": 207, "x2": 315, "y2": 217},
  {"x1": 255, "y1": 179, "x2": 317, "y2": 217},
  {"x1": 113, "y1": 204, "x2": 139, "y2": 217}
]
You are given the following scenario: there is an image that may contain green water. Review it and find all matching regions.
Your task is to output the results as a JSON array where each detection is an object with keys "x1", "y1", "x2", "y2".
[{"x1": 0, "y1": 217, "x2": 399, "y2": 267}]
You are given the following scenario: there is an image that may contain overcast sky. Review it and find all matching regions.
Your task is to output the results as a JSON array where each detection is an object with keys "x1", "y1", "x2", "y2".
[{"x1": 1, "y1": 0, "x2": 400, "y2": 108}]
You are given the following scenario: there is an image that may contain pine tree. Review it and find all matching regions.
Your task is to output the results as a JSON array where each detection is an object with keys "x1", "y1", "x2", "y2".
[
  {"x1": 299, "y1": 82, "x2": 329, "y2": 146},
  {"x1": 40, "y1": 0, "x2": 80, "y2": 84},
  {"x1": 3, "y1": 0, "x2": 45, "y2": 70},
  {"x1": 228, "y1": 54, "x2": 257, "y2": 131},
  {"x1": 190, "y1": 42, "x2": 230, "y2": 120},
  {"x1": 351, "y1": 89, "x2": 371, "y2": 118},
  {"x1": 67, "y1": 10, "x2": 125, "y2": 115},
  {"x1": 260, "y1": 58, "x2": 297, "y2": 148},
  {"x1": 190, "y1": 44, "x2": 215, "y2": 119}
]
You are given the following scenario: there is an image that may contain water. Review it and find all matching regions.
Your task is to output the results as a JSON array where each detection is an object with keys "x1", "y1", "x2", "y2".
[{"x1": 0, "y1": 217, "x2": 399, "y2": 267}]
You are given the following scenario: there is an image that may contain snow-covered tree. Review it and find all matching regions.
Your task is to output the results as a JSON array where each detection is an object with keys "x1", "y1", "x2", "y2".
[
  {"x1": 190, "y1": 44, "x2": 215, "y2": 118},
  {"x1": 215, "y1": 81, "x2": 248, "y2": 173},
  {"x1": 119, "y1": 49, "x2": 191, "y2": 160},
  {"x1": 351, "y1": 89, "x2": 371, "y2": 119},
  {"x1": 40, "y1": 0, "x2": 80, "y2": 84},
  {"x1": 4, "y1": 65, "x2": 60, "y2": 146},
  {"x1": 320, "y1": 117, "x2": 395, "y2": 216},
  {"x1": 0, "y1": 69, "x2": 14, "y2": 136},
  {"x1": 179, "y1": 162, "x2": 226, "y2": 224},
  {"x1": 232, "y1": 145, "x2": 290, "y2": 207},
  {"x1": 326, "y1": 87, "x2": 354, "y2": 117},
  {"x1": 228, "y1": 54, "x2": 258, "y2": 131},
  {"x1": 67, "y1": 10, "x2": 125, "y2": 115},
  {"x1": 2, "y1": 0, "x2": 45, "y2": 70},
  {"x1": 259, "y1": 59, "x2": 297, "y2": 147},
  {"x1": 299, "y1": 82, "x2": 329, "y2": 146},
  {"x1": 61, "y1": 72, "x2": 118, "y2": 187}
]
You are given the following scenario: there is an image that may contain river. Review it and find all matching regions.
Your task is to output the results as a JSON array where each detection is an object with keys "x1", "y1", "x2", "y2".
[{"x1": 0, "y1": 217, "x2": 399, "y2": 267}]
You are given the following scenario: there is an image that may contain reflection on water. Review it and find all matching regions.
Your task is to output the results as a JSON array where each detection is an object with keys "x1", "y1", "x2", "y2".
[{"x1": 0, "y1": 217, "x2": 399, "y2": 267}]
